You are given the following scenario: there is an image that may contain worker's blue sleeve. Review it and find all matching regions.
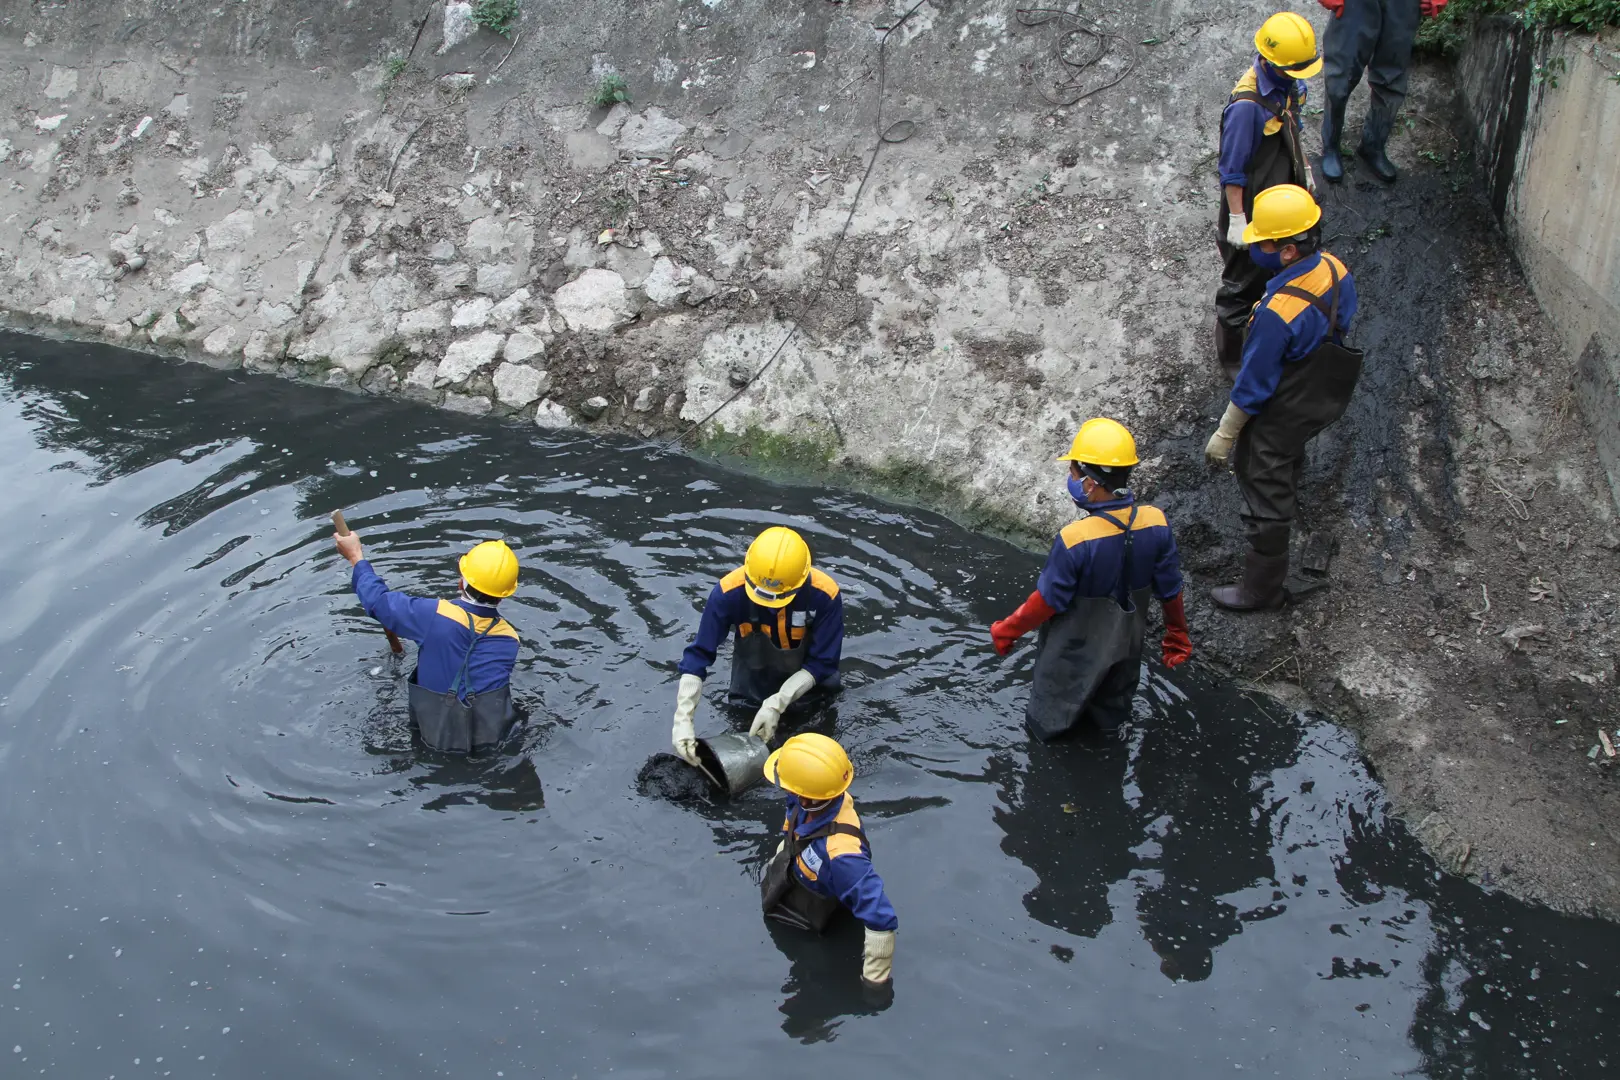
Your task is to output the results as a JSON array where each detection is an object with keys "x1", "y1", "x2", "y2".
[
  {"x1": 803, "y1": 591, "x2": 844, "y2": 684},
  {"x1": 1151, "y1": 527, "x2": 1185, "y2": 602},
  {"x1": 351, "y1": 560, "x2": 438, "y2": 643},
  {"x1": 1231, "y1": 307, "x2": 1292, "y2": 414},
  {"x1": 1035, "y1": 534, "x2": 1081, "y2": 614},
  {"x1": 1335, "y1": 273, "x2": 1360, "y2": 333},
  {"x1": 677, "y1": 582, "x2": 736, "y2": 679},
  {"x1": 1217, "y1": 100, "x2": 1270, "y2": 188},
  {"x1": 821, "y1": 849, "x2": 898, "y2": 932}
]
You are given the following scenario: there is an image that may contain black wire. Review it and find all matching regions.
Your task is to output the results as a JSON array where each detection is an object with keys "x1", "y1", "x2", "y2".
[
  {"x1": 1015, "y1": 5, "x2": 1135, "y2": 106},
  {"x1": 672, "y1": 0, "x2": 930, "y2": 449}
]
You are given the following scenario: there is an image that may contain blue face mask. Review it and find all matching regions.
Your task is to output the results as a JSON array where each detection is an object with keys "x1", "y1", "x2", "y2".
[
  {"x1": 1250, "y1": 246, "x2": 1286, "y2": 273},
  {"x1": 1067, "y1": 475, "x2": 1091, "y2": 506}
]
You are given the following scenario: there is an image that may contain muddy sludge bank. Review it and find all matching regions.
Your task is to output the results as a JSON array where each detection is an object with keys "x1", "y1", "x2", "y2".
[
  {"x1": 6, "y1": 333, "x2": 1620, "y2": 1078},
  {"x1": 0, "y1": 0, "x2": 1616, "y2": 917}
]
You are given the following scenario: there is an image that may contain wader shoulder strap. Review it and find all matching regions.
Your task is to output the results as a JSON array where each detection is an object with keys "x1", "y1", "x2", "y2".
[
  {"x1": 1088, "y1": 505, "x2": 1139, "y2": 607},
  {"x1": 1228, "y1": 90, "x2": 1283, "y2": 119},
  {"x1": 1274, "y1": 260, "x2": 1345, "y2": 336},
  {"x1": 448, "y1": 617, "x2": 498, "y2": 701}
]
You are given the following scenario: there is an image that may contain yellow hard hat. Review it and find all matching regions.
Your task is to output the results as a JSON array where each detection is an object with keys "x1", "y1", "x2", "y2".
[
  {"x1": 1255, "y1": 12, "x2": 1323, "y2": 80},
  {"x1": 459, "y1": 539, "x2": 520, "y2": 598},
  {"x1": 744, "y1": 526, "x2": 811, "y2": 609},
  {"x1": 1243, "y1": 184, "x2": 1322, "y2": 244},
  {"x1": 764, "y1": 733, "x2": 855, "y2": 801},
  {"x1": 1057, "y1": 418, "x2": 1139, "y2": 467}
]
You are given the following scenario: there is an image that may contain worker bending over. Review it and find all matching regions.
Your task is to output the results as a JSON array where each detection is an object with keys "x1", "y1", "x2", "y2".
[
  {"x1": 1205, "y1": 184, "x2": 1362, "y2": 609},
  {"x1": 761, "y1": 733, "x2": 896, "y2": 988},
  {"x1": 1215, "y1": 11, "x2": 1322, "y2": 379},
  {"x1": 335, "y1": 532, "x2": 522, "y2": 753},
  {"x1": 671, "y1": 526, "x2": 843, "y2": 763},
  {"x1": 991, "y1": 419, "x2": 1191, "y2": 741}
]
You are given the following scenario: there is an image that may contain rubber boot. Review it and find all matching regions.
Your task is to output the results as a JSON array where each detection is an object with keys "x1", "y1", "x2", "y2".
[
  {"x1": 1357, "y1": 104, "x2": 1399, "y2": 183},
  {"x1": 1214, "y1": 317, "x2": 1244, "y2": 382},
  {"x1": 1320, "y1": 96, "x2": 1347, "y2": 184},
  {"x1": 1209, "y1": 551, "x2": 1289, "y2": 611}
]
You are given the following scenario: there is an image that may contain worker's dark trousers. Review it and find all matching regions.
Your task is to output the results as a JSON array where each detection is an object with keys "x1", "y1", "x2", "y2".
[
  {"x1": 1233, "y1": 425, "x2": 1308, "y2": 557},
  {"x1": 1322, "y1": 0, "x2": 1423, "y2": 117}
]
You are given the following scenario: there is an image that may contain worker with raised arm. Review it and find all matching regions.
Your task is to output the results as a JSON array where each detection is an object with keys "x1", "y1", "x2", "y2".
[
  {"x1": 670, "y1": 526, "x2": 843, "y2": 764},
  {"x1": 990, "y1": 419, "x2": 1191, "y2": 742},
  {"x1": 1215, "y1": 11, "x2": 1323, "y2": 380},
  {"x1": 334, "y1": 531, "x2": 522, "y2": 753}
]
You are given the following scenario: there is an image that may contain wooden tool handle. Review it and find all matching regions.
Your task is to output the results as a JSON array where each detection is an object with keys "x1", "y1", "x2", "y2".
[{"x1": 330, "y1": 509, "x2": 404, "y2": 654}]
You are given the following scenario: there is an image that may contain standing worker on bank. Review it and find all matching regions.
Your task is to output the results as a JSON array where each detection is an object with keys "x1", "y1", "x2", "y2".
[
  {"x1": 989, "y1": 419, "x2": 1192, "y2": 742},
  {"x1": 670, "y1": 527, "x2": 844, "y2": 764},
  {"x1": 761, "y1": 733, "x2": 896, "y2": 989},
  {"x1": 1205, "y1": 184, "x2": 1363, "y2": 610},
  {"x1": 334, "y1": 530, "x2": 523, "y2": 753},
  {"x1": 1318, "y1": 0, "x2": 1448, "y2": 184},
  {"x1": 1215, "y1": 11, "x2": 1323, "y2": 380}
]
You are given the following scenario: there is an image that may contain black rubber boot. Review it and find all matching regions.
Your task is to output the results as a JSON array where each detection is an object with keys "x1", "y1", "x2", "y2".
[
  {"x1": 1209, "y1": 551, "x2": 1289, "y2": 612},
  {"x1": 1357, "y1": 105, "x2": 1399, "y2": 183},
  {"x1": 1214, "y1": 317, "x2": 1244, "y2": 382},
  {"x1": 1320, "y1": 96, "x2": 1347, "y2": 183}
]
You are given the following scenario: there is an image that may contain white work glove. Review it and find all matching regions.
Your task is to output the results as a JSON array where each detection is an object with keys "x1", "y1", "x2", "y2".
[
  {"x1": 748, "y1": 668, "x2": 817, "y2": 742},
  {"x1": 671, "y1": 673, "x2": 703, "y2": 765},
  {"x1": 1306, "y1": 165, "x2": 1320, "y2": 198},
  {"x1": 1225, "y1": 212, "x2": 1248, "y2": 249},
  {"x1": 1204, "y1": 401, "x2": 1252, "y2": 467},
  {"x1": 862, "y1": 927, "x2": 895, "y2": 986}
]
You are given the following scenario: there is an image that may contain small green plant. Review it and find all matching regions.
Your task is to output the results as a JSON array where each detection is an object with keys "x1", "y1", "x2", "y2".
[
  {"x1": 473, "y1": 0, "x2": 521, "y2": 38},
  {"x1": 1532, "y1": 55, "x2": 1568, "y2": 88},
  {"x1": 591, "y1": 72, "x2": 630, "y2": 108},
  {"x1": 1419, "y1": 149, "x2": 1449, "y2": 165},
  {"x1": 384, "y1": 56, "x2": 408, "y2": 81}
]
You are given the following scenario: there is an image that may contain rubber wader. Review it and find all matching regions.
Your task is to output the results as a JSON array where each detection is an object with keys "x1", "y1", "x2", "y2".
[
  {"x1": 761, "y1": 819, "x2": 870, "y2": 933},
  {"x1": 1233, "y1": 259, "x2": 1364, "y2": 560},
  {"x1": 1024, "y1": 507, "x2": 1151, "y2": 742},
  {"x1": 407, "y1": 617, "x2": 518, "y2": 754},
  {"x1": 727, "y1": 624, "x2": 840, "y2": 710},
  {"x1": 1215, "y1": 79, "x2": 1310, "y2": 379}
]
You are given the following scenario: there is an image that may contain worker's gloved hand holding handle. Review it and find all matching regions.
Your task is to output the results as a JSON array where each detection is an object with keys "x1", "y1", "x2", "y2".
[
  {"x1": 1225, "y1": 212, "x2": 1249, "y2": 250},
  {"x1": 1318, "y1": 0, "x2": 1345, "y2": 17},
  {"x1": 1420, "y1": 0, "x2": 1447, "y2": 18},
  {"x1": 862, "y1": 927, "x2": 895, "y2": 987},
  {"x1": 749, "y1": 669, "x2": 816, "y2": 742},
  {"x1": 672, "y1": 673, "x2": 703, "y2": 765},
  {"x1": 1204, "y1": 401, "x2": 1252, "y2": 467},
  {"x1": 991, "y1": 589, "x2": 1057, "y2": 656},
  {"x1": 1160, "y1": 592, "x2": 1192, "y2": 669}
]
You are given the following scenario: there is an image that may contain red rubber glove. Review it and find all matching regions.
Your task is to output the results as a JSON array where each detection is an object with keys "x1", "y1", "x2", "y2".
[
  {"x1": 1420, "y1": 0, "x2": 1447, "y2": 17},
  {"x1": 1319, "y1": 0, "x2": 1346, "y2": 17},
  {"x1": 991, "y1": 589, "x2": 1056, "y2": 656},
  {"x1": 1160, "y1": 593, "x2": 1192, "y2": 669}
]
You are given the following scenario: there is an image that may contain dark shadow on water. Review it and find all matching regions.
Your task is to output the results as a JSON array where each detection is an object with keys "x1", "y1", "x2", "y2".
[{"x1": 767, "y1": 915, "x2": 893, "y2": 1044}]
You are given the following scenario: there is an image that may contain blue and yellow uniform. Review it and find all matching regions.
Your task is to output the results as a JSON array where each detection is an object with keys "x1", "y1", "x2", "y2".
[
  {"x1": 1233, "y1": 251, "x2": 1359, "y2": 414},
  {"x1": 1023, "y1": 495, "x2": 1185, "y2": 741},
  {"x1": 351, "y1": 560, "x2": 520, "y2": 752},
  {"x1": 781, "y1": 793, "x2": 897, "y2": 933},
  {"x1": 1037, "y1": 495, "x2": 1184, "y2": 615},
  {"x1": 678, "y1": 566, "x2": 844, "y2": 707},
  {"x1": 1231, "y1": 249, "x2": 1362, "y2": 560},
  {"x1": 1214, "y1": 60, "x2": 1313, "y2": 376}
]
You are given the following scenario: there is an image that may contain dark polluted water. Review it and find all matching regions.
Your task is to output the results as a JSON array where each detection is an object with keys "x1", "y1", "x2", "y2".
[{"x1": 1, "y1": 334, "x2": 1616, "y2": 1080}]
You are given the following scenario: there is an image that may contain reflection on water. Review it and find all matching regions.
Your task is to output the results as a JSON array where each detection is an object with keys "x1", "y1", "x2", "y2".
[{"x1": 0, "y1": 333, "x2": 1616, "y2": 1079}]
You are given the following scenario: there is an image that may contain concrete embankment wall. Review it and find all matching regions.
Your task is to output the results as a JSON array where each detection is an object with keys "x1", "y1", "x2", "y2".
[{"x1": 1456, "y1": 20, "x2": 1620, "y2": 506}]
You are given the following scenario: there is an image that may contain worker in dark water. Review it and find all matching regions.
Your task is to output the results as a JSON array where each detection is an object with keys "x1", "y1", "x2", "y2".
[
  {"x1": 670, "y1": 526, "x2": 843, "y2": 764},
  {"x1": 1215, "y1": 11, "x2": 1322, "y2": 380},
  {"x1": 990, "y1": 419, "x2": 1191, "y2": 742},
  {"x1": 761, "y1": 733, "x2": 896, "y2": 988},
  {"x1": 1205, "y1": 184, "x2": 1362, "y2": 610},
  {"x1": 335, "y1": 531, "x2": 522, "y2": 753},
  {"x1": 1317, "y1": 0, "x2": 1445, "y2": 183}
]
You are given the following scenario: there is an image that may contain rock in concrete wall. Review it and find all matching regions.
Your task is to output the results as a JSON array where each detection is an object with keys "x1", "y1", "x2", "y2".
[{"x1": 1457, "y1": 21, "x2": 1620, "y2": 507}]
